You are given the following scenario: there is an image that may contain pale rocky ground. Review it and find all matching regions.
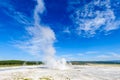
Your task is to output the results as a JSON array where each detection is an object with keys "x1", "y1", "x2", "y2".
[{"x1": 0, "y1": 65, "x2": 120, "y2": 80}]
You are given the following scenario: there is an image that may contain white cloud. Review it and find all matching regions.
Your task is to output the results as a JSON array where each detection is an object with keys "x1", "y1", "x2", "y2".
[
  {"x1": 63, "y1": 27, "x2": 71, "y2": 34},
  {"x1": 104, "y1": 21, "x2": 120, "y2": 31},
  {"x1": 68, "y1": 0, "x2": 120, "y2": 37}
]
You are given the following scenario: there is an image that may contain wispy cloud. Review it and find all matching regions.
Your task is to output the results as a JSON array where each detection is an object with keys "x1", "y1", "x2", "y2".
[
  {"x1": 63, "y1": 27, "x2": 71, "y2": 34},
  {"x1": 68, "y1": 0, "x2": 120, "y2": 37},
  {"x1": 0, "y1": 2, "x2": 32, "y2": 25},
  {"x1": 96, "y1": 52, "x2": 120, "y2": 60},
  {"x1": 85, "y1": 51, "x2": 98, "y2": 54},
  {"x1": 61, "y1": 51, "x2": 120, "y2": 61}
]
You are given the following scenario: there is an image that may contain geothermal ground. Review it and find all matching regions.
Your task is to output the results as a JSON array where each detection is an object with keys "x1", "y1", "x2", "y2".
[{"x1": 0, "y1": 65, "x2": 120, "y2": 80}]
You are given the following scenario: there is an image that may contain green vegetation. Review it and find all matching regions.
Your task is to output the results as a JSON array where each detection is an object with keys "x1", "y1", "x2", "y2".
[
  {"x1": 0, "y1": 60, "x2": 120, "y2": 66},
  {"x1": 0, "y1": 60, "x2": 43, "y2": 66}
]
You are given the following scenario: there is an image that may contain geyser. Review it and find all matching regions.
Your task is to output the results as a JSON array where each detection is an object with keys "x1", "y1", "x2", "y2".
[
  {"x1": 18, "y1": 0, "x2": 69, "y2": 70},
  {"x1": 33, "y1": 0, "x2": 69, "y2": 70}
]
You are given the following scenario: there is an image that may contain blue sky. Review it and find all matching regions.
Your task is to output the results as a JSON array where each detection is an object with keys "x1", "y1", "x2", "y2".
[{"x1": 0, "y1": 0, "x2": 120, "y2": 61}]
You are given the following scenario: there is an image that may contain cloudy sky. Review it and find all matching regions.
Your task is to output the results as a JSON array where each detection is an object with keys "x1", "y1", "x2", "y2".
[{"x1": 0, "y1": 0, "x2": 120, "y2": 61}]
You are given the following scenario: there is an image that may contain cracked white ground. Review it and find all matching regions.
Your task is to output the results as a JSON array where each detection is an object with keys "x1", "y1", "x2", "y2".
[{"x1": 0, "y1": 65, "x2": 120, "y2": 80}]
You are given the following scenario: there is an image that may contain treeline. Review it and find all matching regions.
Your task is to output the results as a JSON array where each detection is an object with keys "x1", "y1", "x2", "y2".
[
  {"x1": 1, "y1": 60, "x2": 120, "y2": 66},
  {"x1": 0, "y1": 60, "x2": 43, "y2": 66},
  {"x1": 70, "y1": 61, "x2": 120, "y2": 65}
]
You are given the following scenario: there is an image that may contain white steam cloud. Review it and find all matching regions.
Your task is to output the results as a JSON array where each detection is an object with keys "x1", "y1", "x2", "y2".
[
  {"x1": 18, "y1": 0, "x2": 68, "y2": 70},
  {"x1": 69, "y1": 0, "x2": 120, "y2": 37}
]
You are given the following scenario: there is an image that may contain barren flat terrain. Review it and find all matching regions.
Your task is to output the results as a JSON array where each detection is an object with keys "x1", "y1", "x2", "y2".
[{"x1": 0, "y1": 65, "x2": 120, "y2": 80}]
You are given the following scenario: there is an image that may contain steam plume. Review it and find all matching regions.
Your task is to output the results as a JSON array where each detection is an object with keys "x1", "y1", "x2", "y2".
[{"x1": 18, "y1": 0, "x2": 68, "y2": 70}]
